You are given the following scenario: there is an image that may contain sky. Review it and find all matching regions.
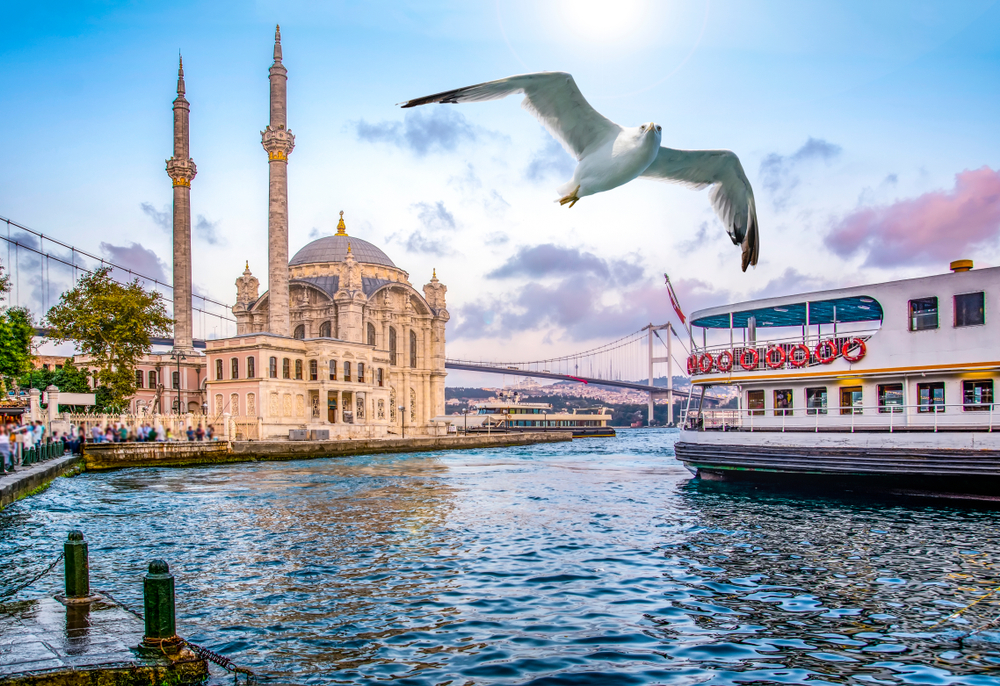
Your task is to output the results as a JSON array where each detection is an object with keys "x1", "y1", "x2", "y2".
[{"x1": 3, "y1": 1, "x2": 1000, "y2": 384}]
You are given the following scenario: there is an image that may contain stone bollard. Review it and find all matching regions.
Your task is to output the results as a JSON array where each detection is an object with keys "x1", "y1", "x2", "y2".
[
  {"x1": 142, "y1": 560, "x2": 180, "y2": 651},
  {"x1": 64, "y1": 530, "x2": 90, "y2": 601}
]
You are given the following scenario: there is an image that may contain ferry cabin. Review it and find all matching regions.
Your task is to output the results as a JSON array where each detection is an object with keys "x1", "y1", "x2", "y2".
[
  {"x1": 684, "y1": 261, "x2": 998, "y2": 431},
  {"x1": 472, "y1": 401, "x2": 612, "y2": 430}
]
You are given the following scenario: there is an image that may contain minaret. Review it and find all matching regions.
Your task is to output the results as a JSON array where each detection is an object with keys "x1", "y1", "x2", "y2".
[
  {"x1": 261, "y1": 25, "x2": 295, "y2": 336},
  {"x1": 166, "y1": 54, "x2": 197, "y2": 352}
]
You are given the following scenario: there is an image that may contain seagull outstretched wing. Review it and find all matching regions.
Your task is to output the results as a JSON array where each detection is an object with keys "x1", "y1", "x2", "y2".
[
  {"x1": 400, "y1": 72, "x2": 620, "y2": 160},
  {"x1": 641, "y1": 148, "x2": 759, "y2": 271}
]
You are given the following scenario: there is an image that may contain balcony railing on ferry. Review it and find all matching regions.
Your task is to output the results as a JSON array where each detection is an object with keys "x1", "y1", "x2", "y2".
[
  {"x1": 687, "y1": 328, "x2": 879, "y2": 375},
  {"x1": 683, "y1": 402, "x2": 997, "y2": 433}
]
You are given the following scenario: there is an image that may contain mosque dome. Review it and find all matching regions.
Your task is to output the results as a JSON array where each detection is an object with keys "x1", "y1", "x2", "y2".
[{"x1": 288, "y1": 212, "x2": 396, "y2": 268}]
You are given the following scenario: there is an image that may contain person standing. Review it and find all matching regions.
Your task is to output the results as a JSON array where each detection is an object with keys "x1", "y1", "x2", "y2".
[
  {"x1": 0, "y1": 426, "x2": 11, "y2": 474},
  {"x1": 195, "y1": 424, "x2": 205, "y2": 441}
]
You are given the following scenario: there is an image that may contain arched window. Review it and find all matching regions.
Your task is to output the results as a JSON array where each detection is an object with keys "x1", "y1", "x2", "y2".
[
  {"x1": 377, "y1": 367, "x2": 384, "y2": 387},
  {"x1": 344, "y1": 361, "x2": 351, "y2": 383},
  {"x1": 293, "y1": 324, "x2": 305, "y2": 340},
  {"x1": 319, "y1": 321, "x2": 331, "y2": 338},
  {"x1": 389, "y1": 327, "x2": 397, "y2": 365},
  {"x1": 172, "y1": 371, "x2": 180, "y2": 389},
  {"x1": 367, "y1": 322, "x2": 376, "y2": 347},
  {"x1": 135, "y1": 370, "x2": 144, "y2": 388},
  {"x1": 358, "y1": 362, "x2": 365, "y2": 383},
  {"x1": 410, "y1": 330, "x2": 418, "y2": 368},
  {"x1": 148, "y1": 370, "x2": 157, "y2": 388},
  {"x1": 247, "y1": 357, "x2": 255, "y2": 379},
  {"x1": 309, "y1": 359, "x2": 318, "y2": 381},
  {"x1": 231, "y1": 358, "x2": 239, "y2": 379},
  {"x1": 215, "y1": 360, "x2": 223, "y2": 380},
  {"x1": 269, "y1": 357, "x2": 278, "y2": 378},
  {"x1": 294, "y1": 360, "x2": 303, "y2": 380},
  {"x1": 282, "y1": 358, "x2": 290, "y2": 379},
  {"x1": 329, "y1": 360, "x2": 337, "y2": 381}
]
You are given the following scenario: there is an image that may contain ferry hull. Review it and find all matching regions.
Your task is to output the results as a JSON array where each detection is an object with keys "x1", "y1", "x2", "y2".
[
  {"x1": 468, "y1": 426, "x2": 616, "y2": 439},
  {"x1": 675, "y1": 431, "x2": 1000, "y2": 500}
]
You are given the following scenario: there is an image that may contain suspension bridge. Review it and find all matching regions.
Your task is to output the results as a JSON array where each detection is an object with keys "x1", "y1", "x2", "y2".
[{"x1": 3, "y1": 213, "x2": 699, "y2": 423}]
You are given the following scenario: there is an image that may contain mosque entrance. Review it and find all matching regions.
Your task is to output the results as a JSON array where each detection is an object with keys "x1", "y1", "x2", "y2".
[{"x1": 327, "y1": 392, "x2": 337, "y2": 423}]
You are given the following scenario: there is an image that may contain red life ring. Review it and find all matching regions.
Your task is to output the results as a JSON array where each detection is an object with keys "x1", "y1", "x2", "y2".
[
  {"x1": 788, "y1": 343, "x2": 811, "y2": 368},
  {"x1": 739, "y1": 348, "x2": 759, "y2": 371},
  {"x1": 698, "y1": 353, "x2": 715, "y2": 373},
  {"x1": 687, "y1": 355, "x2": 698, "y2": 375},
  {"x1": 842, "y1": 337, "x2": 867, "y2": 363},
  {"x1": 765, "y1": 346, "x2": 787, "y2": 369},
  {"x1": 815, "y1": 339, "x2": 838, "y2": 364},
  {"x1": 717, "y1": 350, "x2": 734, "y2": 372}
]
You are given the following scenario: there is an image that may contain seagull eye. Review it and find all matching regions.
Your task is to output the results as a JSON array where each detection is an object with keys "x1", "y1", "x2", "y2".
[
  {"x1": 640, "y1": 125, "x2": 646, "y2": 131},
  {"x1": 656, "y1": 126, "x2": 661, "y2": 132}
]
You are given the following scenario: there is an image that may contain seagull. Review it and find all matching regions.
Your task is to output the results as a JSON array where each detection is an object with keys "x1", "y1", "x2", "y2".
[{"x1": 400, "y1": 72, "x2": 759, "y2": 271}]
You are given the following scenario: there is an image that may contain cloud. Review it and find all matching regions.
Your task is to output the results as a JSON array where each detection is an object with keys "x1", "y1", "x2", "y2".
[
  {"x1": 354, "y1": 108, "x2": 488, "y2": 156},
  {"x1": 195, "y1": 215, "x2": 223, "y2": 245},
  {"x1": 449, "y1": 164, "x2": 511, "y2": 213},
  {"x1": 487, "y1": 244, "x2": 642, "y2": 286},
  {"x1": 308, "y1": 227, "x2": 323, "y2": 240},
  {"x1": 825, "y1": 166, "x2": 1000, "y2": 267},
  {"x1": 141, "y1": 202, "x2": 170, "y2": 232},
  {"x1": 750, "y1": 268, "x2": 836, "y2": 300},
  {"x1": 485, "y1": 232, "x2": 509, "y2": 246},
  {"x1": 402, "y1": 233, "x2": 453, "y2": 256},
  {"x1": 759, "y1": 137, "x2": 842, "y2": 210},
  {"x1": 387, "y1": 201, "x2": 459, "y2": 255},
  {"x1": 100, "y1": 242, "x2": 169, "y2": 283},
  {"x1": 525, "y1": 138, "x2": 575, "y2": 182},
  {"x1": 413, "y1": 201, "x2": 456, "y2": 232}
]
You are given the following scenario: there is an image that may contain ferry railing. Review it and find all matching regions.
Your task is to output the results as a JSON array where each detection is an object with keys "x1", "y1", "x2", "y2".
[{"x1": 688, "y1": 402, "x2": 996, "y2": 433}]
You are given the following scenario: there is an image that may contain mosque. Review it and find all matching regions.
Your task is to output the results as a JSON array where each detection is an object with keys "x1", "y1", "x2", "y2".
[{"x1": 162, "y1": 27, "x2": 449, "y2": 439}]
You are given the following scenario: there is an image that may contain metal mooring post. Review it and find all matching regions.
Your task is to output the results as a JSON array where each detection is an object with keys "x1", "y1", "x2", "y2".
[
  {"x1": 142, "y1": 559, "x2": 181, "y2": 651},
  {"x1": 64, "y1": 530, "x2": 90, "y2": 601}
]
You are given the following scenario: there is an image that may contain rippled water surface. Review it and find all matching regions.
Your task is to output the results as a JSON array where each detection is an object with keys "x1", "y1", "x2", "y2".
[{"x1": 3, "y1": 429, "x2": 1000, "y2": 684}]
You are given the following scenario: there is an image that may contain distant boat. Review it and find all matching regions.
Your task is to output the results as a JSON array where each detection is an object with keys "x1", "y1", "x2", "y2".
[
  {"x1": 630, "y1": 420, "x2": 643, "y2": 428},
  {"x1": 674, "y1": 259, "x2": 1000, "y2": 501},
  {"x1": 460, "y1": 391, "x2": 616, "y2": 438}
]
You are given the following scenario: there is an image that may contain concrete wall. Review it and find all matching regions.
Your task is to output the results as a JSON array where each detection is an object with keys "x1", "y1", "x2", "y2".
[
  {"x1": 0, "y1": 455, "x2": 82, "y2": 509},
  {"x1": 83, "y1": 432, "x2": 573, "y2": 471}
]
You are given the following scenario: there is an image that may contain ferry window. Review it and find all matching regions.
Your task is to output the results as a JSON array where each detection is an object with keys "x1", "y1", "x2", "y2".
[
  {"x1": 963, "y1": 380, "x2": 993, "y2": 411},
  {"x1": 840, "y1": 387, "x2": 863, "y2": 415},
  {"x1": 329, "y1": 360, "x2": 337, "y2": 381},
  {"x1": 309, "y1": 359, "x2": 318, "y2": 381},
  {"x1": 215, "y1": 359, "x2": 223, "y2": 380},
  {"x1": 282, "y1": 358, "x2": 290, "y2": 379},
  {"x1": 295, "y1": 360, "x2": 303, "y2": 380},
  {"x1": 747, "y1": 390, "x2": 765, "y2": 416},
  {"x1": 247, "y1": 357, "x2": 255, "y2": 379},
  {"x1": 955, "y1": 292, "x2": 985, "y2": 327},
  {"x1": 878, "y1": 384, "x2": 904, "y2": 413},
  {"x1": 269, "y1": 357, "x2": 278, "y2": 378},
  {"x1": 806, "y1": 387, "x2": 827, "y2": 415},
  {"x1": 917, "y1": 382, "x2": 945, "y2": 413},
  {"x1": 773, "y1": 389, "x2": 793, "y2": 417},
  {"x1": 909, "y1": 297, "x2": 938, "y2": 331},
  {"x1": 231, "y1": 358, "x2": 239, "y2": 380}
]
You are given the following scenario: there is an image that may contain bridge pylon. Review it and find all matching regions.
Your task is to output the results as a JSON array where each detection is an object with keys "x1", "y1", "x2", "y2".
[{"x1": 644, "y1": 323, "x2": 676, "y2": 426}]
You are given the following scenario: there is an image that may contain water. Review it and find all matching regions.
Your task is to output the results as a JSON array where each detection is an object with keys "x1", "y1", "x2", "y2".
[{"x1": 2, "y1": 429, "x2": 1000, "y2": 684}]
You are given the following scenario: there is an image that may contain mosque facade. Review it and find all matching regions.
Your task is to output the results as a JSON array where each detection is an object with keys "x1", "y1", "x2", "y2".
[{"x1": 183, "y1": 28, "x2": 449, "y2": 438}]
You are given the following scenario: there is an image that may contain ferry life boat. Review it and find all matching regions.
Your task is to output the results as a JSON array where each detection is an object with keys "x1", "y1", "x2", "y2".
[
  {"x1": 674, "y1": 260, "x2": 1000, "y2": 501},
  {"x1": 465, "y1": 392, "x2": 616, "y2": 438}
]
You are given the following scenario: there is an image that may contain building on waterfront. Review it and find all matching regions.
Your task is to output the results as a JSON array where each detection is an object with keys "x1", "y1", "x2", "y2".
[{"x1": 200, "y1": 27, "x2": 449, "y2": 438}]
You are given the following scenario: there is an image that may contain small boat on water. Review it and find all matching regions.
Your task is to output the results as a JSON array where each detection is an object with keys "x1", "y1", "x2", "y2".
[
  {"x1": 674, "y1": 259, "x2": 1000, "y2": 501},
  {"x1": 456, "y1": 392, "x2": 616, "y2": 438}
]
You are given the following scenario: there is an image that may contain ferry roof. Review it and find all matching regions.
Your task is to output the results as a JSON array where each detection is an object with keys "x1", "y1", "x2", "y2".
[{"x1": 689, "y1": 265, "x2": 1000, "y2": 329}]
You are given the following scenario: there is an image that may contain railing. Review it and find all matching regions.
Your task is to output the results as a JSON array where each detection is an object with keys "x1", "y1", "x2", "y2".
[
  {"x1": 684, "y1": 402, "x2": 996, "y2": 433},
  {"x1": 687, "y1": 329, "x2": 879, "y2": 376},
  {"x1": 19, "y1": 440, "x2": 67, "y2": 466}
]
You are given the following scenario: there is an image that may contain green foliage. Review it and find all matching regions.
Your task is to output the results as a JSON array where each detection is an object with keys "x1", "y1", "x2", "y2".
[
  {"x1": 45, "y1": 266, "x2": 172, "y2": 409},
  {"x1": 53, "y1": 359, "x2": 92, "y2": 394},
  {"x1": 0, "y1": 306, "x2": 36, "y2": 380}
]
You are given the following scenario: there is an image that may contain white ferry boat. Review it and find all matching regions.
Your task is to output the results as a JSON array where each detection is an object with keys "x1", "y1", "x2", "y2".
[
  {"x1": 674, "y1": 260, "x2": 1000, "y2": 500},
  {"x1": 460, "y1": 392, "x2": 616, "y2": 438}
]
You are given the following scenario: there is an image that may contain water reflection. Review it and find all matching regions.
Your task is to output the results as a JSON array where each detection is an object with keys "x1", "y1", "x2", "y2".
[{"x1": 1, "y1": 431, "x2": 998, "y2": 684}]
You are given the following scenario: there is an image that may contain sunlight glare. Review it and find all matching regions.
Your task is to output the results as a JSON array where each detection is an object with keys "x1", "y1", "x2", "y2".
[{"x1": 559, "y1": 0, "x2": 652, "y2": 43}]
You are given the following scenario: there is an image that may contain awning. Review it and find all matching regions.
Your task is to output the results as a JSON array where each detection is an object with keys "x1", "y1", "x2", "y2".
[{"x1": 691, "y1": 295, "x2": 883, "y2": 329}]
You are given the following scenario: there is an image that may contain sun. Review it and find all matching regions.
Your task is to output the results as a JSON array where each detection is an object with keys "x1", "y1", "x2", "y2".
[{"x1": 559, "y1": 0, "x2": 652, "y2": 43}]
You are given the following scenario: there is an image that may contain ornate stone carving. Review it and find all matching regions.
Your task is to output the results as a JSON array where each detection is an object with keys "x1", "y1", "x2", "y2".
[
  {"x1": 423, "y1": 269, "x2": 447, "y2": 311},
  {"x1": 235, "y1": 263, "x2": 259, "y2": 305},
  {"x1": 166, "y1": 157, "x2": 197, "y2": 186},
  {"x1": 261, "y1": 125, "x2": 295, "y2": 160}
]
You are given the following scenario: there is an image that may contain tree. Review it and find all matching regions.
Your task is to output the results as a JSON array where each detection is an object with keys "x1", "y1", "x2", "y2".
[
  {"x1": 0, "y1": 306, "x2": 36, "y2": 381},
  {"x1": 46, "y1": 266, "x2": 172, "y2": 409}
]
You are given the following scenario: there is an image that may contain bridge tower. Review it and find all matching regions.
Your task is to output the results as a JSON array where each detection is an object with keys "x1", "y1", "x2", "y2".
[
  {"x1": 166, "y1": 54, "x2": 197, "y2": 352},
  {"x1": 262, "y1": 24, "x2": 295, "y2": 336},
  {"x1": 646, "y1": 323, "x2": 675, "y2": 426}
]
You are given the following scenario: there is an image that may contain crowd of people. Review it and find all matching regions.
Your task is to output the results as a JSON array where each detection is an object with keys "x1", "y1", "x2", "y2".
[{"x1": 0, "y1": 416, "x2": 217, "y2": 475}]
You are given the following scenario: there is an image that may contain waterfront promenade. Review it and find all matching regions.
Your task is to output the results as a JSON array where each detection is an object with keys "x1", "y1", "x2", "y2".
[{"x1": 2, "y1": 429, "x2": 997, "y2": 684}]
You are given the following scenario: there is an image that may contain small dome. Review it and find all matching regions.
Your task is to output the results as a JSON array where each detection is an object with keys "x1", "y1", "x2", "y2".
[{"x1": 289, "y1": 235, "x2": 396, "y2": 268}]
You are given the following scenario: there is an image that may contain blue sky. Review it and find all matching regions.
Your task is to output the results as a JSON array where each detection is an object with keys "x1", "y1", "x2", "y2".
[{"x1": 3, "y1": 1, "x2": 1000, "y2": 371}]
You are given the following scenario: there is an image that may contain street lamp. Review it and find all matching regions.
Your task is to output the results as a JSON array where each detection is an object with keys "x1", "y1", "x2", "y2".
[
  {"x1": 169, "y1": 351, "x2": 187, "y2": 415},
  {"x1": 399, "y1": 405, "x2": 405, "y2": 439}
]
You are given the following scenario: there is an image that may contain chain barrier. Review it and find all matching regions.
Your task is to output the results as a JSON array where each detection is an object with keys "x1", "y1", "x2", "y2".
[
  {"x1": 0, "y1": 552, "x2": 64, "y2": 601},
  {"x1": 99, "y1": 587, "x2": 258, "y2": 685}
]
